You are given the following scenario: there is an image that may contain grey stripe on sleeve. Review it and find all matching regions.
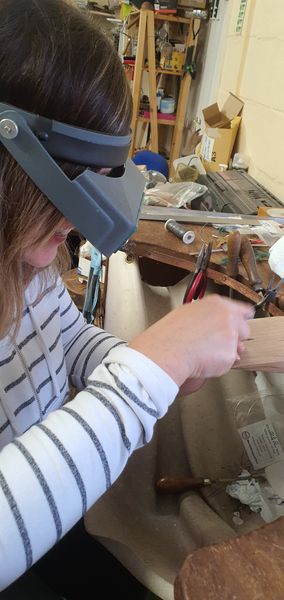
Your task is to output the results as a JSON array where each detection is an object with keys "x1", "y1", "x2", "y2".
[
  {"x1": 99, "y1": 341, "x2": 126, "y2": 364},
  {"x1": 61, "y1": 407, "x2": 111, "y2": 489},
  {"x1": 64, "y1": 325, "x2": 95, "y2": 357},
  {"x1": 85, "y1": 385, "x2": 131, "y2": 451},
  {"x1": 104, "y1": 366, "x2": 158, "y2": 418},
  {"x1": 58, "y1": 286, "x2": 65, "y2": 300},
  {"x1": 69, "y1": 332, "x2": 105, "y2": 377},
  {"x1": 59, "y1": 378, "x2": 67, "y2": 395},
  {"x1": 38, "y1": 424, "x2": 87, "y2": 514},
  {"x1": 78, "y1": 335, "x2": 117, "y2": 386},
  {"x1": 55, "y1": 355, "x2": 65, "y2": 376},
  {"x1": 60, "y1": 299, "x2": 72, "y2": 318},
  {"x1": 0, "y1": 470, "x2": 33, "y2": 569},
  {"x1": 61, "y1": 312, "x2": 80, "y2": 334},
  {"x1": 43, "y1": 394, "x2": 57, "y2": 415},
  {"x1": 13, "y1": 439, "x2": 62, "y2": 541}
]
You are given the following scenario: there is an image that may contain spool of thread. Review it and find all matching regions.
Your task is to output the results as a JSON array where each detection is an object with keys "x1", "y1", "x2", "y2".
[{"x1": 165, "y1": 219, "x2": 195, "y2": 245}]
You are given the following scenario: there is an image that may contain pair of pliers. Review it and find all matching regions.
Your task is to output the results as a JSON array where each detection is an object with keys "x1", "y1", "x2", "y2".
[
  {"x1": 183, "y1": 242, "x2": 212, "y2": 304},
  {"x1": 254, "y1": 275, "x2": 284, "y2": 310}
]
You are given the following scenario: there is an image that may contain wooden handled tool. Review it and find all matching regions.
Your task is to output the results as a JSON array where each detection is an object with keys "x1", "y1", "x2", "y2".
[
  {"x1": 239, "y1": 235, "x2": 263, "y2": 292},
  {"x1": 226, "y1": 230, "x2": 241, "y2": 278},
  {"x1": 156, "y1": 474, "x2": 264, "y2": 493},
  {"x1": 226, "y1": 232, "x2": 263, "y2": 292},
  {"x1": 156, "y1": 477, "x2": 212, "y2": 492}
]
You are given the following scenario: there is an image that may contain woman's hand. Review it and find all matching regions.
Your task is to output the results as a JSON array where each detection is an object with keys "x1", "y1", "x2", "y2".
[{"x1": 129, "y1": 294, "x2": 254, "y2": 387}]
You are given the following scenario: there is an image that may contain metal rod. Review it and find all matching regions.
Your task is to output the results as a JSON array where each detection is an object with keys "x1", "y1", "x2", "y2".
[{"x1": 140, "y1": 206, "x2": 284, "y2": 227}]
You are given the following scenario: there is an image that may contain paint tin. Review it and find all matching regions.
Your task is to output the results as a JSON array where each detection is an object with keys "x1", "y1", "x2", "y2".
[{"x1": 160, "y1": 97, "x2": 175, "y2": 114}]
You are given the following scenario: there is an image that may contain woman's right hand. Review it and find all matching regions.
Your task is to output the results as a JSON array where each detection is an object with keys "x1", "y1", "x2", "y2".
[{"x1": 129, "y1": 294, "x2": 254, "y2": 387}]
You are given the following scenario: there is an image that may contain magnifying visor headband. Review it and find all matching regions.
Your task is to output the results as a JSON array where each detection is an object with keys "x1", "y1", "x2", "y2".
[{"x1": 0, "y1": 103, "x2": 145, "y2": 256}]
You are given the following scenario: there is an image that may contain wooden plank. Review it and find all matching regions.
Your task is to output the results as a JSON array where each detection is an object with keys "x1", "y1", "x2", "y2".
[
  {"x1": 129, "y1": 9, "x2": 148, "y2": 157},
  {"x1": 233, "y1": 316, "x2": 284, "y2": 372},
  {"x1": 146, "y1": 10, "x2": 159, "y2": 152},
  {"x1": 169, "y1": 20, "x2": 199, "y2": 177},
  {"x1": 137, "y1": 120, "x2": 149, "y2": 149}
]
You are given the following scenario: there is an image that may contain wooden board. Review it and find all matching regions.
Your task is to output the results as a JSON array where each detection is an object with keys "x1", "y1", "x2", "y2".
[
  {"x1": 174, "y1": 516, "x2": 284, "y2": 600},
  {"x1": 233, "y1": 316, "x2": 284, "y2": 372}
]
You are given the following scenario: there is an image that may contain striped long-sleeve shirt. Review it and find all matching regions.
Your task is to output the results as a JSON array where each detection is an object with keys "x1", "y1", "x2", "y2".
[{"x1": 0, "y1": 274, "x2": 177, "y2": 590}]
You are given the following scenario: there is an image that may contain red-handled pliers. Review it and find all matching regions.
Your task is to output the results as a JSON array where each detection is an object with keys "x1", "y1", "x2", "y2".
[{"x1": 183, "y1": 242, "x2": 212, "y2": 304}]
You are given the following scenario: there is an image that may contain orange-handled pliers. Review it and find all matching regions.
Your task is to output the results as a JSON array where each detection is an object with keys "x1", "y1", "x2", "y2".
[{"x1": 183, "y1": 242, "x2": 212, "y2": 304}]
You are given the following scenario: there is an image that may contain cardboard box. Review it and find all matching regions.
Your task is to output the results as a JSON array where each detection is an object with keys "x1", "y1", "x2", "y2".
[{"x1": 200, "y1": 93, "x2": 244, "y2": 172}]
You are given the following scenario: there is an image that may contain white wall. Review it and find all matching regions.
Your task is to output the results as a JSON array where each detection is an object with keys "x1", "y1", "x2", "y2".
[{"x1": 217, "y1": 0, "x2": 284, "y2": 201}]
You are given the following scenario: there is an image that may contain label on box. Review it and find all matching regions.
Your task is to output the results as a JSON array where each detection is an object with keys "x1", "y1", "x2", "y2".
[
  {"x1": 238, "y1": 419, "x2": 284, "y2": 469},
  {"x1": 200, "y1": 134, "x2": 215, "y2": 162}
]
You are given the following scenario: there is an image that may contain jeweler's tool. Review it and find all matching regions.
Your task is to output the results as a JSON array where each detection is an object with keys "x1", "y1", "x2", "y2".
[
  {"x1": 239, "y1": 235, "x2": 263, "y2": 291},
  {"x1": 226, "y1": 230, "x2": 241, "y2": 278},
  {"x1": 183, "y1": 242, "x2": 212, "y2": 303},
  {"x1": 254, "y1": 276, "x2": 284, "y2": 310},
  {"x1": 165, "y1": 219, "x2": 195, "y2": 245},
  {"x1": 226, "y1": 232, "x2": 263, "y2": 291},
  {"x1": 156, "y1": 474, "x2": 265, "y2": 493}
]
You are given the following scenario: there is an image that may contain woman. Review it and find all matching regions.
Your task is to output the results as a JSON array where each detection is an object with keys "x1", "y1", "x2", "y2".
[{"x1": 0, "y1": 0, "x2": 253, "y2": 593}]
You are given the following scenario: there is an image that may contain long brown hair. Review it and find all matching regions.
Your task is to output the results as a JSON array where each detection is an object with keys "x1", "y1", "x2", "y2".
[{"x1": 0, "y1": 0, "x2": 132, "y2": 337}]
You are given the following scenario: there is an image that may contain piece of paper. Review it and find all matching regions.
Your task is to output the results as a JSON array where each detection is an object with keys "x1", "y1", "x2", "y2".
[{"x1": 238, "y1": 419, "x2": 284, "y2": 469}]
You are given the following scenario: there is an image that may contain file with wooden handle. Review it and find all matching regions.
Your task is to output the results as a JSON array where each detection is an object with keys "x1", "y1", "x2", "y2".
[
  {"x1": 239, "y1": 235, "x2": 263, "y2": 292},
  {"x1": 226, "y1": 230, "x2": 241, "y2": 278},
  {"x1": 156, "y1": 474, "x2": 264, "y2": 493}
]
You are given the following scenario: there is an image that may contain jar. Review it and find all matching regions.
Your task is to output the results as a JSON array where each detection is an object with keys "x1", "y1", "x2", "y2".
[{"x1": 160, "y1": 97, "x2": 175, "y2": 114}]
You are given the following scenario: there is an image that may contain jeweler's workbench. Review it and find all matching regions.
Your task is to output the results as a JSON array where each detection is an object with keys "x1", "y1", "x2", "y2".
[{"x1": 124, "y1": 220, "x2": 284, "y2": 316}]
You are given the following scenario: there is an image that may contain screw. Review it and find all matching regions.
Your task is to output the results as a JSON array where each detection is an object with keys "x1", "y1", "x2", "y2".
[{"x1": 0, "y1": 118, "x2": 19, "y2": 139}]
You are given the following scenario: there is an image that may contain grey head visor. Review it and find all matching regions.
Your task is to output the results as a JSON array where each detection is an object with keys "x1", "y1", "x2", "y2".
[{"x1": 0, "y1": 103, "x2": 145, "y2": 256}]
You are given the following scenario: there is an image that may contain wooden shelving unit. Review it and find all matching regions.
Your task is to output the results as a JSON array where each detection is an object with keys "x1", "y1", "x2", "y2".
[{"x1": 128, "y1": 10, "x2": 200, "y2": 177}]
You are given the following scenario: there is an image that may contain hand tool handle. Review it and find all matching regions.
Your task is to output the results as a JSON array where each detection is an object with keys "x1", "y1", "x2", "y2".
[
  {"x1": 156, "y1": 476, "x2": 211, "y2": 493},
  {"x1": 226, "y1": 230, "x2": 241, "y2": 278},
  {"x1": 239, "y1": 236, "x2": 263, "y2": 292}
]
